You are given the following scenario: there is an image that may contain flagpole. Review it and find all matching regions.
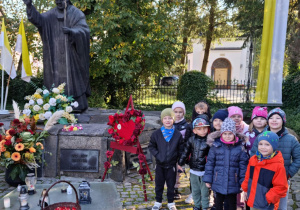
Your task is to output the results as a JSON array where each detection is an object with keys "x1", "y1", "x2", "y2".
[
  {"x1": 64, "y1": 0, "x2": 70, "y2": 96},
  {"x1": 1, "y1": 65, "x2": 4, "y2": 110},
  {"x1": 3, "y1": 51, "x2": 15, "y2": 110}
]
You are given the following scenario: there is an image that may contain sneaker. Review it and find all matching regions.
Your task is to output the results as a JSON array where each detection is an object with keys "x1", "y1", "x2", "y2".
[
  {"x1": 167, "y1": 202, "x2": 177, "y2": 210},
  {"x1": 152, "y1": 202, "x2": 162, "y2": 210},
  {"x1": 174, "y1": 193, "x2": 181, "y2": 200},
  {"x1": 185, "y1": 193, "x2": 194, "y2": 204}
]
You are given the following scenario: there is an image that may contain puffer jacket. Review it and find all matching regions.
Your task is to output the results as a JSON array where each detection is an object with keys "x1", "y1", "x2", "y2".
[
  {"x1": 242, "y1": 151, "x2": 288, "y2": 210},
  {"x1": 250, "y1": 128, "x2": 300, "y2": 178},
  {"x1": 203, "y1": 132, "x2": 249, "y2": 195},
  {"x1": 174, "y1": 119, "x2": 189, "y2": 140},
  {"x1": 148, "y1": 128, "x2": 184, "y2": 168},
  {"x1": 178, "y1": 135, "x2": 210, "y2": 171}
]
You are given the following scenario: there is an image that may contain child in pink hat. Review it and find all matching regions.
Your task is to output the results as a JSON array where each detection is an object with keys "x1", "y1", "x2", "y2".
[
  {"x1": 228, "y1": 106, "x2": 249, "y2": 134},
  {"x1": 244, "y1": 106, "x2": 268, "y2": 156}
]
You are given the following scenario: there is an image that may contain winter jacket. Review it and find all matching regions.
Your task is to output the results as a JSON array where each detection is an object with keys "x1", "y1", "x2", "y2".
[
  {"x1": 178, "y1": 135, "x2": 210, "y2": 171},
  {"x1": 148, "y1": 128, "x2": 184, "y2": 168},
  {"x1": 242, "y1": 151, "x2": 288, "y2": 210},
  {"x1": 250, "y1": 128, "x2": 300, "y2": 178},
  {"x1": 174, "y1": 119, "x2": 189, "y2": 140},
  {"x1": 203, "y1": 131, "x2": 249, "y2": 195}
]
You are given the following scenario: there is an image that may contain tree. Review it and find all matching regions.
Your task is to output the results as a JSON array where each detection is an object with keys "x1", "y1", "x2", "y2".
[{"x1": 72, "y1": 0, "x2": 179, "y2": 107}]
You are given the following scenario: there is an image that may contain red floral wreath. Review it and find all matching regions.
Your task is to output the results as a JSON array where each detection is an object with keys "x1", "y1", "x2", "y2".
[{"x1": 107, "y1": 109, "x2": 145, "y2": 146}]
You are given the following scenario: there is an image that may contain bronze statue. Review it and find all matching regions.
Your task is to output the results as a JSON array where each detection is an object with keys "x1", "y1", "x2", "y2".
[{"x1": 23, "y1": 0, "x2": 91, "y2": 112}]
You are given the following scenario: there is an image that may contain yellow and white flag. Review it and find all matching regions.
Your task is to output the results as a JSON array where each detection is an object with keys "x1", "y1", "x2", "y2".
[
  {"x1": 15, "y1": 19, "x2": 32, "y2": 82},
  {"x1": 254, "y1": 0, "x2": 289, "y2": 105},
  {"x1": 0, "y1": 19, "x2": 17, "y2": 79}
]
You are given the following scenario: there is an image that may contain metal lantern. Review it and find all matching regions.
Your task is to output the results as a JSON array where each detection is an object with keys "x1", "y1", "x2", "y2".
[
  {"x1": 25, "y1": 173, "x2": 37, "y2": 195},
  {"x1": 78, "y1": 181, "x2": 92, "y2": 204},
  {"x1": 19, "y1": 186, "x2": 29, "y2": 210}
]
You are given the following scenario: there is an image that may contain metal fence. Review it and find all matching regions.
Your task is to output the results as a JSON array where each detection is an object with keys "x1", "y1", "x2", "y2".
[{"x1": 132, "y1": 80, "x2": 257, "y2": 106}]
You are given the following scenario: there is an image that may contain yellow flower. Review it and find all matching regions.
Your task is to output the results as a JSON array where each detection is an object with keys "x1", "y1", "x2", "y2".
[
  {"x1": 33, "y1": 93, "x2": 42, "y2": 99},
  {"x1": 24, "y1": 152, "x2": 31, "y2": 160},
  {"x1": 34, "y1": 114, "x2": 39, "y2": 122},
  {"x1": 73, "y1": 127, "x2": 78, "y2": 131},
  {"x1": 15, "y1": 143, "x2": 25, "y2": 151},
  {"x1": 3, "y1": 151, "x2": 10, "y2": 158},
  {"x1": 11, "y1": 152, "x2": 21, "y2": 161}
]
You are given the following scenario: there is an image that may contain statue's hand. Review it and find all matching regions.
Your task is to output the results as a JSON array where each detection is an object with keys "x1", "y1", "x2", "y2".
[
  {"x1": 23, "y1": 0, "x2": 32, "y2": 6},
  {"x1": 62, "y1": 27, "x2": 72, "y2": 34}
]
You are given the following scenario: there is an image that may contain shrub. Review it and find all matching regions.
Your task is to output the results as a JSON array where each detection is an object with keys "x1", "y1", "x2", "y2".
[
  {"x1": 285, "y1": 107, "x2": 300, "y2": 139},
  {"x1": 282, "y1": 71, "x2": 300, "y2": 108},
  {"x1": 177, "y1": 71, "x2": 215, "y2": 109}
]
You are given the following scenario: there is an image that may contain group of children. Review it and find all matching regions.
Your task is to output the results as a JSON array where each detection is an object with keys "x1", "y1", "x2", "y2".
[{"x1": 148, "y1": 101, "x2": 300, "y2": 210}]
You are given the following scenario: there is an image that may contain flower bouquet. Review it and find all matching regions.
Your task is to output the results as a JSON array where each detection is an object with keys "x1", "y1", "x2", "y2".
[
  {"x1": 0, "y1": 119, "x2": 49, "y2": 182},
  {"x1": 22, "y1": 83, "x2": 78, "y2": 125}
]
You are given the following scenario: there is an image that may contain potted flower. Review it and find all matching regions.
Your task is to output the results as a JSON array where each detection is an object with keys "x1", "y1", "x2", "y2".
[
  {"x1": 0, "y1": 119, "x2": 49, "y2": 186},
  {"x1": 22, "y1": 83, "x2": 78, "y2": 125}
]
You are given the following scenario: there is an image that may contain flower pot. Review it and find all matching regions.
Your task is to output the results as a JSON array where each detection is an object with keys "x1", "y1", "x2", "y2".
[{"x1": 5, "y1": 165, "x2": 26, "y2": 187}]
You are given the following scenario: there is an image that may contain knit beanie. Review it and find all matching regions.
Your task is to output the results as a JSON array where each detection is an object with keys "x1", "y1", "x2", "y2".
[
  {"x1": 251, "y1": 106, "x2": 268, "y2": 121},
  {"x1": 193, "y1": 117, "x2": 210, "y2": 128},
  {"x1": 268, "y1": 108, "x2": 286, "y2": 124},
  {"x1": 212, "y1": 109, "x2": 229, "y2": 122},
  {"x1": 172, "y1": 101, "x2": 186, "y2": 114},
  {"x1": 258, "y1": 131, "x2": 279, "y2": 150},
  {"x1": 161, "y1": 108, "x2": 175, "y2": 121},
  {"x1": 228, "y1": 106, "x2": 243, "y2": 119},
  {"x1": 220, "y1": 118, "x2": 236, "y2": 136}
]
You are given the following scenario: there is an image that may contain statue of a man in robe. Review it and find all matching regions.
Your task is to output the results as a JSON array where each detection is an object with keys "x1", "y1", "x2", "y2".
[{"x1": 22, "y1": 0, "x2": 91, "y2": 112}]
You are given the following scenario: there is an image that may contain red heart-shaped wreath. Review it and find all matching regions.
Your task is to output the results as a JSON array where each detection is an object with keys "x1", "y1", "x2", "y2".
[{"x1": 107, "y1": 109, "x2": 145, "y2": 146}]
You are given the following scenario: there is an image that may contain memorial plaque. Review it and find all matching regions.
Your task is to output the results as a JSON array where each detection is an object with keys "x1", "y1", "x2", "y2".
[{"x1": 60, "y1": 149, "x2": 99, "y2": 172}]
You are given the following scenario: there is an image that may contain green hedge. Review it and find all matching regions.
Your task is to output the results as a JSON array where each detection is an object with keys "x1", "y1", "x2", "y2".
[
  {"x1": 282, "y1": 71, "x2": 300, "y2": 108},
  {"x1": 177, "y1": 71, "x2": 215, "y2": 110}
]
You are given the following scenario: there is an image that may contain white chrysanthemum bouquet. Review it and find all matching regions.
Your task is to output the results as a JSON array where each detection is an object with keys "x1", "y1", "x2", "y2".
[{"x1": 22, "y1": 83, "x2": 78, "y2": 124}]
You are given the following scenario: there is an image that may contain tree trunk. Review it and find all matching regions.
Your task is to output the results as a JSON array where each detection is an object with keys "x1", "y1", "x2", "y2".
[
  {"x1": 180, "y1": 36, "x2": 188, "y2": 73},
  {"x1": 201, "y1": 2, "x2": 215, "y2": 74}
]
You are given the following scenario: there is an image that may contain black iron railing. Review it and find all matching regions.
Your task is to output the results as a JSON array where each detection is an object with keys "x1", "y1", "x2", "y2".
[{"x1": 132, "y1": 80, "x2": 256, "y2": 106}]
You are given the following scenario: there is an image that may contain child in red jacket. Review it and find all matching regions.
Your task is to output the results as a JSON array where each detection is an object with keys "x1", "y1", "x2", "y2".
[{"x1": 242, "y1": 131, "x2": 288, "y2": 210}]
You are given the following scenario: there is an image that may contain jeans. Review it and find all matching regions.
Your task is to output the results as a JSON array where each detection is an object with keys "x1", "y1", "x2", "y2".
[
  {"x1": 278, "y1": 180, "x2": 290, "y2": 210},
  {"x1": 190, "y1": 173, "x2": 210, "y2": 208}
]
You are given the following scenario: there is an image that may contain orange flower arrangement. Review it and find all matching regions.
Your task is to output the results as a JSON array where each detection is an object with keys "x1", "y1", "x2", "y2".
[{"x1": 0, "y1": 119, "x2": 49, "y2": 181}]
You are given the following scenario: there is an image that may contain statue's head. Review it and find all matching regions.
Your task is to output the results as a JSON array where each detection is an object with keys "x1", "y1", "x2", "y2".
[{"x1": 55, "y1": 0, "x2": 72, "y2": 10}]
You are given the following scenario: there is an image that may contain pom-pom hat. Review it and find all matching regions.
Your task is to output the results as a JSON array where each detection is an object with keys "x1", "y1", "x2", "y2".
[
  {"x1": 258, "y1": 131, "x2": 279, "y2": 150},
  {"x1": 251, "y1": 106, "x2": 268, "y2": 121}
]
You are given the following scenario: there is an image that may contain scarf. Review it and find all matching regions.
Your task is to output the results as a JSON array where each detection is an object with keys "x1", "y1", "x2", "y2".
[
  {"x1": 220, "y1": 136, "x2": 239, "y2": 145},
  {"x1": 268, "y1": 127, "x2": 285, "y2": 138},
  {"x1": 256, "y1": 150, "x2": 278, "y2": 162},
  {"x1": 236, "y1": 121, "x2": 246, "y2": 133},
  {"x1": 161, "y1": 126, "x2": 175, "y2": 142}
]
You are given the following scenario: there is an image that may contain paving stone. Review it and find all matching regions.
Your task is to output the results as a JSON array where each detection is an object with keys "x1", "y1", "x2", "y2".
[
  {"x1": 121, "y1": 192, "x2": 129, "y2": 194},
  {"x1": 287, "y1": 198, "x2": 294, "y2": 206},
  {"x1": 130, "y1": 195, "x2": 138, "y2": 198},
  {"x1": 297, "y1": 202, "x2": 300, "y2": 208},
  {"x1": 296, "y1": 193, "x2": 300, "y2": 201}
]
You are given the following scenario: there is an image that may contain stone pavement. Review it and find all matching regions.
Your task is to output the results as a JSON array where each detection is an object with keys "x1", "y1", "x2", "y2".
[{"x1": 0, "y1": 166, "x2": 300, "y2": 210}]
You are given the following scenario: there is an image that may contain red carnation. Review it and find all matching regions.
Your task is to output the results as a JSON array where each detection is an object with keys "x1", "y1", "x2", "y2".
[
  {"x1": 135, "y1": 116, "x2": 142, "y2": 123},
  {"x1": 138, "y1": 168, "x2": 147, "y2": 175},
  {"x1": 5, "y1": 140, "x2": 12, "y2": 146},
  {"x1": 108, "y1": 128, "x2": 114, "y2": 134},
  {"x1": 16, "y1": 138, "x2": 23, "y2": 143},
  {"x1": 138, "y1": 154, "x2": 146, "y2": 162},
  {"x1": 104, "y1": 161, "x2": 111, "y2": 169},
  {"x1": 134, "y1": 110, "x2": 141, "y2": 116},
  {"x1": 106, "y1": 151, "x2": 114, "y2": 158},
  {"x1": 130, "y1": 109, "x2": 135, "y2": 115},
  {"x1": 13, "y1": 119, "x2": 20, "y2": 124},
  {"x1": 108, "y1": 115, "x2": 115, "y2": 126},
  {"x1": 0, "y1": 123, "x2": 4, "y2": 127},
  {"x1": 8, "y1": 129, "x2": 17, "y2": 136},
  {"x1": 28, "y1": 129, "x2": 34, "y2": 134},
  {"x1": 133, "y1": 129, "x2": 140, "y2": 136}
]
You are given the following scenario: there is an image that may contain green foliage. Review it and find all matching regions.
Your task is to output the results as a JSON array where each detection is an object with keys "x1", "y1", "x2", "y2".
[
  {"x1": 285, "y1": 108, "x2": 300, "y2": 138},
  {"x1": 177, "y1": 71, "x2": 215, "y2": 109},
  {"x1": 282, "y1": 71, "x2": 300, "y2": 108}
]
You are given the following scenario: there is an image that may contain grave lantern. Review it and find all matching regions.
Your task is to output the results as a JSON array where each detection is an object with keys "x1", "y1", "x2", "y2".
[
  {"x1": 78, "y1": 181, "x2": 92, "y2": 204},
  {"x1": 19, "y1": 186, "x2": 29, "y2": 210},
  {"x1": 25, "y1": 173, "x2": 37, "y2": 195}
]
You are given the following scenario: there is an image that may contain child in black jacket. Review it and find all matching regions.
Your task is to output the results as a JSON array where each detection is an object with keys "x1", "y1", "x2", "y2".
[
  {"x1": 148, "y1": 108, "x2": 184, "y2": 210},
  {"x1": 179, "y1": 115, "x2": 211, "y2": 210}
]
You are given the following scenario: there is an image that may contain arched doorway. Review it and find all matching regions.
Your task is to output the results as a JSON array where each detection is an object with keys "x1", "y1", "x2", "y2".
[{"x1": 211, "y1": 58, "x2": 232, "y2": 88}]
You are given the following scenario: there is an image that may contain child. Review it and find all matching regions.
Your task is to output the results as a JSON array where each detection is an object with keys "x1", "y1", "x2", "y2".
[
  {"x1": 192, "y1": 100, "x2": 212, "y2": 120},
  {"x1": 242, "y1": 131, "x2": 288, "y2": 210},
  {"x1": 250, "y1": 108, "x2": 300, "y2": 210},
  {"x1": 211, "y1": 109, "x2": 229, "y2": 132},
  {"x1": 203, "y1": 118, "x2": 248, "y2": 210},
  {"x1": 228, "y1": 106, "x2": 249, "y2": 134},
  {"x1": 244, "y1": 106, "x2": 268, "y2": 156},
  {"x1": 148, "y1": 108, "x2": 184, "y2": 210},
  {"x1": 178, "y1": 116, "x2": 211, "y2": 210},
  {"x1": 172, "y1": 101, "x2": 189, "y2": 199}
]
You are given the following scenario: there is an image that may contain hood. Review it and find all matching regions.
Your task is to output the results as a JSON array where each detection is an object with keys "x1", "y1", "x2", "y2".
[{"x1": 206, "y1": 131, "x2": 247, "y2": 147}]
